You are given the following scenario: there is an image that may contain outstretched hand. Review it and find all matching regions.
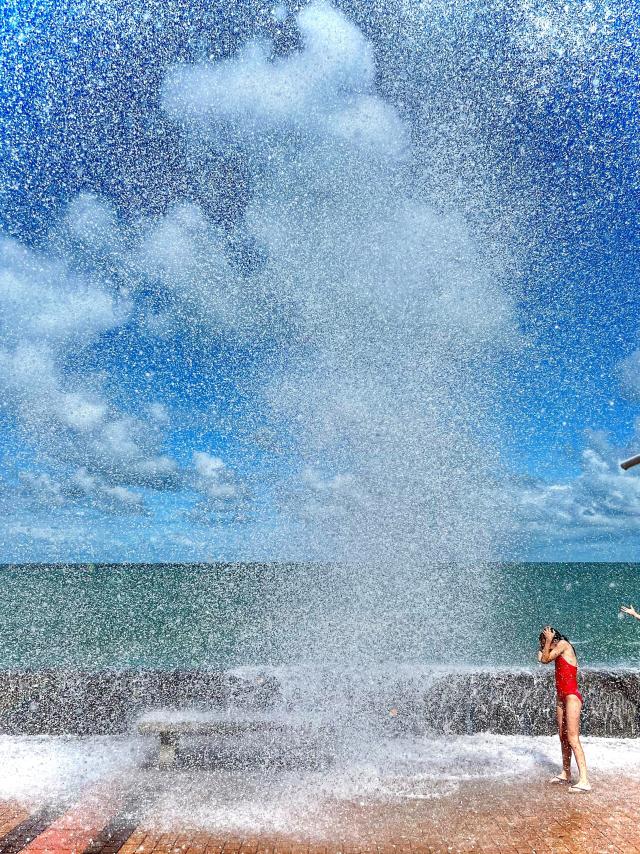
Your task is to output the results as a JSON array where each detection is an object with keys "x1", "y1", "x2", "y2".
[{"x1": 620, "y1": 605, "x2": 640, "y2": 619}]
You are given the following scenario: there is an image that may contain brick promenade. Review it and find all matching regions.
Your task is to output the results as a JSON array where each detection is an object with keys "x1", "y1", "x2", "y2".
[{"x1": 0, "y1": 773, "x2": 638, "y2": 854}]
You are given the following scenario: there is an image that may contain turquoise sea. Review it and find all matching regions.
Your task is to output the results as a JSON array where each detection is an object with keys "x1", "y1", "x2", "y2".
[{"x1": 0, "y1": 563, "x2": 639, "y2": 670}]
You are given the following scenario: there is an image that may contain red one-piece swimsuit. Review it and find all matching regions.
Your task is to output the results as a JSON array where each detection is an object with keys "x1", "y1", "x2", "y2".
[{"x1": 555, "y1": 654, "x2": 583, "y2": 704}]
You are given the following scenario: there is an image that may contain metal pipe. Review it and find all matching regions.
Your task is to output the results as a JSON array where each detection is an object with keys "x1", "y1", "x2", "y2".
[{"x1": 620, "y1": 454, "x2": 640, "y2": 471}]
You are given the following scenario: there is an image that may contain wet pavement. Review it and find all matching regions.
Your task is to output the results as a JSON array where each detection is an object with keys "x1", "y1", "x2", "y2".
[{"x1": 1, "y1": 770, "x2": 638, "y2": 854}]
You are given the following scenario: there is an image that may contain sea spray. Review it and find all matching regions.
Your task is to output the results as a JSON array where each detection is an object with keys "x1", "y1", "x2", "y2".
[{"x1": 154, "y1": 1, "x2": 520, "y2": 660}]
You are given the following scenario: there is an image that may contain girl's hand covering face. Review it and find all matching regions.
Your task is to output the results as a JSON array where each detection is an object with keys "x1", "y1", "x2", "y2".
[{"x1": 542, "y1": 626, "x2": 555, "y2": 642}]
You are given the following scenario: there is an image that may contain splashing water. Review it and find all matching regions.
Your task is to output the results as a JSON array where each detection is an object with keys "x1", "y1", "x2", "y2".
[
  {"x1": 0, "y1": 0, "x2": 534, "y2": 663},
  {"x1": 158, "y1": 1, "x2": 519, "y2": 563},
  {"x1": 1, "y1": 0, "x2": 639, "y2": 820},
  {"x1": 146, "y1": 1, "x2": 520, "y2": 656}
]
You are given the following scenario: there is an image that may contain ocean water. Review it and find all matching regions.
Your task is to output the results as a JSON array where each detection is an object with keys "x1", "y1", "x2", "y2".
[{"x1": 0, "y1": 562, "x2": 638, "y2": 670}]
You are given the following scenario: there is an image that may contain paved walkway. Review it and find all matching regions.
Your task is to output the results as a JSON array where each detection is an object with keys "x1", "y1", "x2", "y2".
[{"x1": 1, "y1": 775, "x2": 638, "y2": 854}]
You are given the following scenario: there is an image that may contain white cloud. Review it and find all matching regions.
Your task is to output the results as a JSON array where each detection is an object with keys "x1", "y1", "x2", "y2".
[
  {"x1": 513, "y1": 430, "x2": 640, "y2": 551},
  {"x1": 0, "y1": 236, "x2": 119, "y2": 348},
  {"x1": 162, "y1": 1, "x2": 379, "y2": 150},
  {"x1": 190, "y1": 451, "x2": 250, "y2": 521},
  {"x1": 193, "y1": 451, "x2": 237, "y2": 496},
  {"x1": 1, "y1": 200, "x2": 253, "y2": 522},
  {"x1": 513, "y1": 323, "x2": 640, "y2": 552},
  {"x1": 0, "y1": 235, "x2": 181, "y2": 508},
  {"x1": 19, "y1": 468, "x2": 146, "y2": 514},
  {"x1": 133, "y1": 202, "x2": 253, "y2": 339}
]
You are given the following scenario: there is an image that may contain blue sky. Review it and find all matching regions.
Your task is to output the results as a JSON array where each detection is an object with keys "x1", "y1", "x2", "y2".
[{"x1": 1, "y1": 0, "x2": 639, "y2": 564}]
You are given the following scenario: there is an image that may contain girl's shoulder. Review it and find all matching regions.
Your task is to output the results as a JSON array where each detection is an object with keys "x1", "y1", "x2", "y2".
[{"x1": 559, "y1": 641, "x2": 577, "y2": 665}]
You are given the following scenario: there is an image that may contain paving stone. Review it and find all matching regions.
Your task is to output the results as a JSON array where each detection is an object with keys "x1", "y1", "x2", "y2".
[
  {"x1": 0, "y1": 808, "x2": 62, "y2": 854},
  {"x1": 5, "y1": 774, "x2": 640, "y2": 853}
]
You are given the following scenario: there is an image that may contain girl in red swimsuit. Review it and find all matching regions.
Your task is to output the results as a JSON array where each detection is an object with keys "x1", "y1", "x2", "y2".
[{"x1": 538, "y1": 626, "x2": 591, "y2": 792}]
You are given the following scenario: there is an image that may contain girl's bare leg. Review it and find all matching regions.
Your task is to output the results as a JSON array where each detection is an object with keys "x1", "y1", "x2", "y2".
[
  {"x1": 556, "y1": 701, "x2": 572, "y2": 780},
  {"x1": 565, "y1": 695, "x2": 590, "y2": 787}
]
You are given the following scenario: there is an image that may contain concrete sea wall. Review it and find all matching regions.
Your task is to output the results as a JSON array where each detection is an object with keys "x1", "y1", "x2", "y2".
[{"x1": 0, "y1": 668, "x2": 638, "y2": 737}]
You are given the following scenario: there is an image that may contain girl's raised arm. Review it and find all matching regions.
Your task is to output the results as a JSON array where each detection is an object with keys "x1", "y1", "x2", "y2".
[{"x1": 538, "y1": 626, "x2": 569, "y2": 664}]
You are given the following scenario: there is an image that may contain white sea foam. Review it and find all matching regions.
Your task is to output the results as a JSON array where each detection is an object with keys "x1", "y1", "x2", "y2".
[
  {"x1": 0, "y1": 735, "x2": 143, "y2": 806},
  {"x1": 1, "y1": 732, "x2": 638, "y2": 823}
]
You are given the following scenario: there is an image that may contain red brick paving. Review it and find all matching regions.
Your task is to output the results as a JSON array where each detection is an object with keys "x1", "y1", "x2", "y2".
[
  {"x1": 0, "y1": 803, "x2": 30, "y2": 840},
  {"x1": 2, "y1": 775, "x2": 640, "y2": 853},
  {"x1": 16, "y1": 783, "x2": 128, "y2": 854}
]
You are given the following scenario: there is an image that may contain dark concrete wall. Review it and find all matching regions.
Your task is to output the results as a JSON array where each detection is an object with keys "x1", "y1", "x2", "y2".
[{"x1": 0, "y1": 668, "x2": 638, "y2": 737}]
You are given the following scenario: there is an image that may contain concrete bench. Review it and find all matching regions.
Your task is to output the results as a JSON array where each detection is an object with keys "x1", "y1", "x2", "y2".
[{"x1": 137, "y1": 711, "x2": 311, "y2": 768}]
